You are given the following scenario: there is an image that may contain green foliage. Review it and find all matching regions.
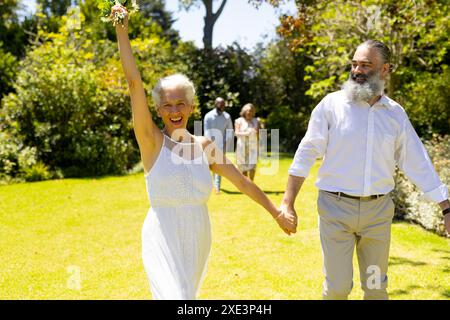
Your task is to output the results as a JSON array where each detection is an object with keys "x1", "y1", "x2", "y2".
[
  {"x1": 22, "y1": 162, "x2": 52, "y2": 182},
  {"x1": 266, "y1": 105, "x2": 309, "y2": 152},
  {"x1": 394, "y1": 65, "x2": 450, "y2": 137},
  {"x1": 0, "y1": 131, "x2": 42, "y2": 183},
  {"x1": 37, "y1": 0, "x2": 72, "y2": 16},
  {"x1": 0, "y1": 42, "x2": 18, "y2": 101},
  {"x1": 0, "y1": 0, "x2": 29, "y2": 57}
]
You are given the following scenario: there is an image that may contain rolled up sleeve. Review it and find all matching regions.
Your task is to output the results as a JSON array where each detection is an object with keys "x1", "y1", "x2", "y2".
[
  {"x1": 288, "y1": 100, "x2": 329, "y2": 178},
  {"x1": 395, "y1": 117, "x2": 449, "y2": 203}
]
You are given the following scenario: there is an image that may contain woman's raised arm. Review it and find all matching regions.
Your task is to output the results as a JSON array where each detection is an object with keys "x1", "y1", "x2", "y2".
[{"x1": 112, "y1": 5, "x2": 162, "y2": 172}]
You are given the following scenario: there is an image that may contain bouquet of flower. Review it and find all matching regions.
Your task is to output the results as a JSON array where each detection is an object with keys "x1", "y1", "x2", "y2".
[{"x1": 98, "y1": 0, "x2": 139, "y2": 26}]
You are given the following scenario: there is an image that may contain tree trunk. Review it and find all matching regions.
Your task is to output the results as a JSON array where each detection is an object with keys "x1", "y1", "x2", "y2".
[
  {"x1": 203, "y1": 0, "x2": 214, "y2": 49},
  {"x1": 202, "y1": 0, "x2": 227, "y2": 50}
]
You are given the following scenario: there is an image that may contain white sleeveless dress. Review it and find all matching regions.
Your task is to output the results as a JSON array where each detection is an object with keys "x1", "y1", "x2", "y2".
[{"x1": 141, "y1": 134, "x2": 213, "y2": 300}]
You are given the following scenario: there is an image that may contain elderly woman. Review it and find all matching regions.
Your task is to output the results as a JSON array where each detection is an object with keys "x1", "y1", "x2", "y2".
[
  {"x1": 235, "y1": 103, "x2": 260, "y2": 181},
  {"x1": 111, "y1": 5, "x2": 296, "y2": 300}
]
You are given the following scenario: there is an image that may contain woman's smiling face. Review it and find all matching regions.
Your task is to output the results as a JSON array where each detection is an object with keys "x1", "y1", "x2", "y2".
[{"x1": 156, "y1": 86, "x2": 193, "y2": 132}]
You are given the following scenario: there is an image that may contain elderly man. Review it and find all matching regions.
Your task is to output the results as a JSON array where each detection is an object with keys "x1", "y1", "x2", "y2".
[
  {"x1": 204, "y1": 97, "x2": 234, "y2": 194},
  {"x1": 281, "y1": 40, "x2": 450, "y2": 300}
]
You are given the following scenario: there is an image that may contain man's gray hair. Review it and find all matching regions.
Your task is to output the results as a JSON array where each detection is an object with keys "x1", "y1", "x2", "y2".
[
  {"x1": 152, "y1": 73, "x2": 196, "y2": 107},
  {"x1": 358, "y1": 40, "x2": 394, "y2": 72}
]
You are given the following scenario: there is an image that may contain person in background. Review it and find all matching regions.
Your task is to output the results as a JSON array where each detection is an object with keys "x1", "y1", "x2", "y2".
[
  {"x1": 204, "y1": 97, "x2": 234, "y2": 194},
  {"x1": 235, "y1": 103, "x2": 261, "y2": 181}
]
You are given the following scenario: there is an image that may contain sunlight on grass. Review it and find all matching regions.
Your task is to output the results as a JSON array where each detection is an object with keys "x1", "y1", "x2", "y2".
[{"x1": 0, "y1": 155, "x2": 449, "y2": 299}]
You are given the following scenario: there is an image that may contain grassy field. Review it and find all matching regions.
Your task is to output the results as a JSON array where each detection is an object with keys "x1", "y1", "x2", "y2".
[{"x1": 0, "y1": 154, "x2": 449, "y2": 299}]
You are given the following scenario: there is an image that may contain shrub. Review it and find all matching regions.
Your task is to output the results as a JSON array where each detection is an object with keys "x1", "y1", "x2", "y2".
[
  {"x1": 392, "y1": 134, "x2": 450, "y2": 237},
  {"x1": 395, "y1": 65, "x2": 450, "y2": 137},
  {"x1": 265, "y1": 105, "x2": 309, "y2": 152},
  {"x1": 0, "y1": 42, "x2": 18, "y2": 102},
  {"x1": 22, "y1": 162, "x2": 52, "y2": 182},
  {"x1": 0, "y1": 131, "x2": 48, "y2": 183}
]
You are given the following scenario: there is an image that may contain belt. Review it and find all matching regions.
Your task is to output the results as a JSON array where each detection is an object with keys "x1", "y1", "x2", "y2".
[{"x1": 324, "y1": 191, "x2": 386, "y2": 201}]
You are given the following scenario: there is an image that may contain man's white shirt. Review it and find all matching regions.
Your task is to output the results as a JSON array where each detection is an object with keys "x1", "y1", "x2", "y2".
[
  {"x1": 204, "y1": 108, "x2": 234, "y2": 151},
  {"x1": 288, "y1": 90, "x2": 448, "y2": 203}
]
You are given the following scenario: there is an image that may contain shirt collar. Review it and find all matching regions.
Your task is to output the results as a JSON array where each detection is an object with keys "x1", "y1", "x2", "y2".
[
  {"x1": 376, "y1": 94, "x2": 395, "y2": 110},
  {"x1": 213, "y1": 108, "x2": 225, "y2": 116}
]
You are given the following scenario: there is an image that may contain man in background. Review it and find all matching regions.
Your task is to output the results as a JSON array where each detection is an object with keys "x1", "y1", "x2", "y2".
[{"x1": 204, "y1": 97, "x2": 234, "y2": 194}]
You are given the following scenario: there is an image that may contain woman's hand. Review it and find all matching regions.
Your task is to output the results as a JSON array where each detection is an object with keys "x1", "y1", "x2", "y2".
[{"x1": 111, "y1": 3, "x2": 129, "y2": 29}]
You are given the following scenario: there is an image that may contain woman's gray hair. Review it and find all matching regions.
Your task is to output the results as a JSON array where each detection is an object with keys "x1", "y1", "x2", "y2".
[
  {"x1": 152, "y1": 73, "x2": 196, "y2": 107},
  {"x1": 358, "y1": 40, "x2": 394, "y2": 72},
  {"x1": 240, "y1": 103, "x2": 255, "y2": 117}
]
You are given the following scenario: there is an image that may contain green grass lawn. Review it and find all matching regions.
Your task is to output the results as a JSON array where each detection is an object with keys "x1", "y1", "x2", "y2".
[{"x1": 0, "y1": 154, "x2": 449, "y2": 299}]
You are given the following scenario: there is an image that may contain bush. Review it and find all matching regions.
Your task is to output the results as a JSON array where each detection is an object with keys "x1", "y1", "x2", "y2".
[
  {"x1": 392, "y1": 134, "x2": 450, "y2": 237},
  {"x1": 22, "y1": 162, "x2": 52, "y2": 182},
  {"x1": 395, "y1": 65, "x2": 450, "y2": 137},
  {"x1": 0, "y1": 131, "x2": 51, "y2": 183},
  {"x1": 265, "y1": 105, "x2": 309, "y2": 152},
  {"x1": 0, "y1": 42, "x2": 18, "y2": 102}
]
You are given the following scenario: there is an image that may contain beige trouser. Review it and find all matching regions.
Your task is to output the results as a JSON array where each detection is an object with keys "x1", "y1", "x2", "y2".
[{"x1": 317, "y1": 190, "x2": 395, "y2": 300}]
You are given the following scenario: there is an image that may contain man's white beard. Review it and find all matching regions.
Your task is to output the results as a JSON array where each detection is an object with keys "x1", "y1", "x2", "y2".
[{"x1": 342, "y1": 71, "x2": 385, "y2": 102}]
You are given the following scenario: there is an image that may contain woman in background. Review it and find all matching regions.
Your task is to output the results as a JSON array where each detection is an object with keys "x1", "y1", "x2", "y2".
[{"x1": 235, "y1": 103, "x2": 260, "y2": 181}]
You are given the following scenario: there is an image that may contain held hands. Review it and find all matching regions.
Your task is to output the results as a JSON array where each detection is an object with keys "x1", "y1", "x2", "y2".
[
  {"x1": 274, "y1": 205, "x2": 298, "y2": 236},
  {"x1": 248, "y1": 128, "x2": 258, "y2": 135}
]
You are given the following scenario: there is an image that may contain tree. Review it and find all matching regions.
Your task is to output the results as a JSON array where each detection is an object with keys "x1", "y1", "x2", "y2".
[
  {"x1": 0, "y1": 43, "x2": 17, "y2": 100},
  {"x1": 179, "y1": 0, "x2": 227, "y2": 49},
  {"x1": 139, "y1": 0, "x2": 180, "y2": 43},
  {"x1": 0, "y1": 0, "x2": 30, "y2": 57},
  {"x1": 37, "y1": 0, "x2": 73, "y2": 16},
  {"x1": 179, "y1": 0, "x2": 284, "y2": 49}
]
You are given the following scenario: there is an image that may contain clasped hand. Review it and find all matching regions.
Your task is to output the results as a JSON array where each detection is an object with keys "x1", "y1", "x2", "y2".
[{"x1": 275, "y1": 205, "x2": 298, "y2": 236}]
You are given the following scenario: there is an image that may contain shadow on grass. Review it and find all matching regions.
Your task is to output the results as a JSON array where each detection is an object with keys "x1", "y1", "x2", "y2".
[
  {"x1": 431, "y1": 249, "x2": 450, "y2": 273},
  {"x1": 431, "y1": 248, "x2": 450, "y2": 260},
  {"x1": 391, "y1": 285, "x2": 450, "y2": 298},
  {"x1": 220, "y1": 189, "x2": 285, "y2": 195},
  {"x1": 390, "y1": 285, "x2": 421, "y2": 297},
  {"x1": 431, "y1": 249, "x2": 450, "y2": 254},
  {"x1": 389, "y1": 256, "x2": 426, "y2": 267}
]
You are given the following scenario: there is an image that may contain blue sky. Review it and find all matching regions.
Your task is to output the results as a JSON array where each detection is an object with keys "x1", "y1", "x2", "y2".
[{"x1": 21, "y1": 0, "x2": 297, "y2": 49}]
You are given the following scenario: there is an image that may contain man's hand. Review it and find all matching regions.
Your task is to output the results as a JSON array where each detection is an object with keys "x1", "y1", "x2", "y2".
[
  {"x1": 276, "y1": 204, "x2": 298, "y2": 235},
  {"x1": 445, "y1": 214, "x2": 450, "y2": 234},
  {"x1": 438, "y1": 200, "x2": 450, "y2": 234}
]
